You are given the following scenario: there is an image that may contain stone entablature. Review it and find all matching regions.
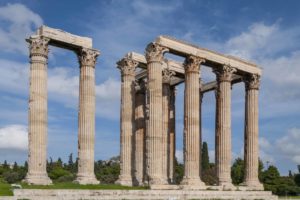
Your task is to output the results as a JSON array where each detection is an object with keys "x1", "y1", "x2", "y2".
[{"x1": 36, "y1": 25, "x2": 92, "y2": 49}]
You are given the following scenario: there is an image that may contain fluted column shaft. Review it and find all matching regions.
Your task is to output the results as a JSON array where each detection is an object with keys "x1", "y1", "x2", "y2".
[
  {"x1": 243, "y1": 75, "x2": 263, "y2": 190},
  {"x1": 162, "y1": 69, "x2": 174, "y2": 183},
  {"x1": 181, "y1": 55, "x2": 205, "y2": 188},
  {"x1": 145, "y1": 43, "x2": 168, "y2": 185},
  {"x1": 76, "y1": 48, "x2": 99, "y2": 185},
  {"x1": 134, "y1": 81, "x2": 146, "y2": 186},
  {"x1": 116, "y1": 58, "x2": 138, "y2": 186},
  {"x1": 214, "y1": 65, "x2": 236, "y2": 189},
  {"x1": 25, "y1": 36, "x2": 52, "y2": 185},
  {"x1": 168, "y1": 86, "x2": 176, "y2": 183}
]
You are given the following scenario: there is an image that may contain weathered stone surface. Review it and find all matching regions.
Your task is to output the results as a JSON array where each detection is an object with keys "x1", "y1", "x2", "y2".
[
  {"x1": 115, "y1": 57, "x2": 138, "y2": 186},
  {"x1": 36, "y1": 25, "x2": 92, "y2": 49},
  {"x1": 134, "y1": 81, "x2": 146, "y2": 186},
  {"x1": 145, "y1": 43, "x2": 168, "y2": 185},
  {"x1": 155, "y1": 35, "x2": 262, "y2": 75},
  {"x1": 168, "y1": 87, "x2": 176, "y2": 183},
  {"x1": 180, "y1": 55, "x2": 205, "y2": 189},
  {"x1": 75, "y1": 48, "x2": 99, "y2": 185},
  {"x1": 214, "y1": 65, "x2": 236, "y2": 189},
  {"x1": 25, "y1": 26, "x2": 99, "y2": 186},
  {"x1": 24, "y1": 36, "x2": 52, "y2": 185},
  {"x1": 243, "y1": 74, "x2": 263, "y2": 190},
  {"x1": 13, "y1": 189, "x2": 278, "y2": 200}
]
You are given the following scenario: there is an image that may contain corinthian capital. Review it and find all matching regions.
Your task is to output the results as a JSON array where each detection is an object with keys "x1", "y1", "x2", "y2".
[
  {"x1": 214, "y1": 65, "x2": 237, "y2": 82},
  {"x1": 28, "y1": 36, "x2": 50, "y2": 58},
  {"x1": 244, "y1": 74, "x2": 260, "y2": 90},
  {"x1": 162, "y1": 69, "x2": 175, "y2": 84},
  {"x1": 117, "y1": 57, "x2": 138, "y2": 76},
  {"x1": 78, "y1": 48, "x2": 100, "y2": 67},
  {"x1": 145, "y1": 42, "x2": 168, "y2": 63},
  {"x1": 184, "y1": 55, "x2": 205, "y2": 73}
]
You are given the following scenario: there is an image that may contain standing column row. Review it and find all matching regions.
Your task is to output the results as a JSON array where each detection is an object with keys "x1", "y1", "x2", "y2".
[{"x1": 25, "y1": 37, "x2": 100, "y2": 185}]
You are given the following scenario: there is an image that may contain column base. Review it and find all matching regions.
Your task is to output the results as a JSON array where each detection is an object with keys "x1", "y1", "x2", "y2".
[
  {"x1": 148, "y1": 175, "x2": 169, "y2": 186},
  {"x1": 74, "y1": 174, "x2": 99, "y2": 185},
  {"x1": 115, "y1": 175, "x2": 133, "y2": 186},
  {"x1": 239, "y1": 181, "x2": 264, "y2": 191},
  {"x1": 23, "y1": 173, "x2": 52, "y2": 185},
  {"x1": 218, "y1": 181, "x2": 236, "y2": 191},
  {"x1": 180, "y1": 177, "x2": 206, "y2": 190}
]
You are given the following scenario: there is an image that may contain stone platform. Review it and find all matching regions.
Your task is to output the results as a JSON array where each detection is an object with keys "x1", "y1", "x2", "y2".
[{"x1": 13, "y1": 189, "x2": 278, "y2": 200}]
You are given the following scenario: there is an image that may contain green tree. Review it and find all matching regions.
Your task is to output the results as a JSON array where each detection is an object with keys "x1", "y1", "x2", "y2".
[
  {"x1": 294, "y1": 173, "x2": 300, "y2": 187},
  {"x1": 262, "y1": 165, "x2": 280, "y2": 184},
  {"x1": 231, "y1": 158, "x2": 244, "y2": 185},
  {"x1": 3, "y1": 160, "x2": 9, "y2": 169},
  {"x1": 174, "y1": 157, "x2": 183, "y2": 184},
  {"x1": 12, "y1": 162, "x2": 18, "y2": 171},
  {"x1": 57, "y1": 158, "x2": 63, "y2": 168},
  {"x1": 201, "y1": 142, "x2": 209, "y2": 172},
  {"x1": 202, "y1": 163, "x2": 217, "y2": 185}
]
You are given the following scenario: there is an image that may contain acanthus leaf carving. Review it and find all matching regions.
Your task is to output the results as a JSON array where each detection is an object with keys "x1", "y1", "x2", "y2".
[
  {"x1": 214, "y1": 65, "x2": 237, "y2": 82},
  {"x1": 184, "y1": 55, "x2": 205, "y2": 73},
  {"x1": 244, "y1": 74, "x2": 260, "y2": 90},
  {"x1": 162, "y1": 69, "x2": 175, "y2": 84},
  {"x1": 78, "y1": 48, "x2": 100, "y2": 67},
  {"x1": 145, "y1": 42, "x2": 168, "y2": 63},
  {"x1": 117, "y1": 57, "x2": 138, "y2": 76},
  {"x1": 28, "y1": 36, "x2": 50, "y2": 58}
]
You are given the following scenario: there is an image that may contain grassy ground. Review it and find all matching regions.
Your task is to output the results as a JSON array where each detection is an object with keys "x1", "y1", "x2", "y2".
[
  {"x1": 0, "y1": 181, "x2": 147, "y2": 196},
  {"x1": 0, "y1": 182, "x2": 13, "y2": 196}
]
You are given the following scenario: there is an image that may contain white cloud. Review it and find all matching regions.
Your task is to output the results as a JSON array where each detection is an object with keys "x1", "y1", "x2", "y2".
[
  {"x1": 0, "y1": 124, "x2": 28, "y2": 150},
  {"x1": 0, "y1": 58, "x2": 121, "y2": 120},
  {"x1": 276, "y1": 128, "x2": 300, "y2": 164},
  {"x1": 259, "y1": 137, "x2": 271, "y2": 150},
  {"x1": 0, "y1": 3, "x2": 43, "y2": 54},
  {"x1": 226, "y1": 22, "x2": 279, "y2": 60},
  {"x1": 176, "y1": 149, "x2": 183, "y2": 163}
]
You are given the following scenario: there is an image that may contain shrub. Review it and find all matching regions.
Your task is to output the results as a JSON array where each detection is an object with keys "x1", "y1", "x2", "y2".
[
  {"x1": 3, "y1": 171, "x2": 20, "y2": 184},
  {"x1": 48, "y1": 167, "x2": 72, "y2": 180},
  {"x1": 56, "y1": 174, "x2": 75, "y2": 183}
]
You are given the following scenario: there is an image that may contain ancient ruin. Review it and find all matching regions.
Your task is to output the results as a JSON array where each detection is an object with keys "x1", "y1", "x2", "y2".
[
  {"x1": 116, "y1": 36, "x2": 263, "y2": 191},
  {"x1": 21, "y1": 25, "x2": 278, "y2": 199},
  {"x1": 24, "y1": 26, "x2": 100, "y2": 185}
]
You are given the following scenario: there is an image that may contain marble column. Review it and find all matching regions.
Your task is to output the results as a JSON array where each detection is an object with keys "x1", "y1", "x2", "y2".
[
  {"x1": 162, "y1": 69, "x2": 175, "y2": 183},
  {"x1": 75, "y1": 48, "x2": 100, "y2": 185},
  {"x1": 243, "y1": 74, "x2": 264, "y2": 190},
  {"x1": 24, "y1": 36, "x2": 52, "y2": 185},
  {"x1": 134, "y1": 80, "x2": 146, "y2": 186},
  {"x1": 180, "y1": 55, "x2": 205, "y2": 189},
  {"x1": 214, "y1": 65, "x2": 236, "y2": 189},
  {"x1": 168, "y1": 86, "x2": 176, "y2": 183},
  {"x1": 145, "y1": 42, "x2": 168, "y2": 185},
  {"x1": 116, "y1": 57, "x2": 138, "y2": 186}
]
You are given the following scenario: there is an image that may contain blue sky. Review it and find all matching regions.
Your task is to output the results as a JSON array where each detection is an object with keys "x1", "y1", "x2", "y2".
[{"x1": 0, "y1": 0, "x2": 300, "y2": 175}]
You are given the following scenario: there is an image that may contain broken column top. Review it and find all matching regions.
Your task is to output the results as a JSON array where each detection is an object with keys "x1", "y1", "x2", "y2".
[{"x1": 29, "y1": 25, "x2": 93, "y2": 50}]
